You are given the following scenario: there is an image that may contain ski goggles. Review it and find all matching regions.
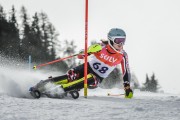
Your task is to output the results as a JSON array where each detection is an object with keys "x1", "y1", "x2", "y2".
[{"x1": 109, "y1": 36, "x2": 126, "y2": 45}]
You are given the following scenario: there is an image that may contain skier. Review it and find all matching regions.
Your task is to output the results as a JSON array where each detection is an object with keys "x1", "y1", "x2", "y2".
[{"x1": 33, "y1": 28, "x2": 133, "y2": 98}]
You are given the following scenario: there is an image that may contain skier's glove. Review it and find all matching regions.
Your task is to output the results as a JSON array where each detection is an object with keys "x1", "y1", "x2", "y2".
[
  {"x1": 124, "y1": 81, "x2": 133, "y2": 99},
  {"x1": 87, "y1": 44, "x2": 102, "y2": 54},
  {"x1": 77, "y1": 49, "x2": 85, "y2": 59},
  {"x1": 77, "y1": 44, "x2": 102, "y2": 59}
]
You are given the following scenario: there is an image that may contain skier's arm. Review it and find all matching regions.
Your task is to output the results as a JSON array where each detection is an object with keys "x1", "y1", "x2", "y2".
[
  {"x1": 120, "y1": 52, "x2": 133, "y2": 98},
  {"x1": 77, "y1": 44, "x2": 102, "y2": 59},
  {"x1": 121, "y1": 52, "x2": 131, "y2": 84}
]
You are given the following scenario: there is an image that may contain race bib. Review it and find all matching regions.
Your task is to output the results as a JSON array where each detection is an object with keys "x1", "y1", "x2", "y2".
[{"x1": 89, "y1": 57, "x2": 115, "y2": 78}]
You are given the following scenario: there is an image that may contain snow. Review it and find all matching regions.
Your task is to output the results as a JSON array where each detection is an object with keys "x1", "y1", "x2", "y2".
[
  {"x1": 0, "y1": 60, "x2": 180, "y2": 120},
  {"x1": 0, "y1": 91, "x2": 180, "y2": 120}
]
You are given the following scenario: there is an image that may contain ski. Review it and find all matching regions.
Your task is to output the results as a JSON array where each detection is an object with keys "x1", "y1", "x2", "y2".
[{"x1": 29, "y1": 80, "x2": 80, "y2": 99}]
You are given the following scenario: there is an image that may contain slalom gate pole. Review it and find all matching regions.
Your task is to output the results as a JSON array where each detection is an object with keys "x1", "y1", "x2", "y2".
[
  {"x1": 84, "y1": 0, "x2": 88, "y2": 98},
  {"x1": 33, "y1": 53, "x2": 79, "y2": 69},
  {"x1": 29, "y1": 55, "x2": 31, "y2": 71}
]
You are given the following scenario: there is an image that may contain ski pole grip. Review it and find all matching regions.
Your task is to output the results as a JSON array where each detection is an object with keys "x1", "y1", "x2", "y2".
[{"x1": 33, "y1": 65, "x2": 37, "y2": 70}]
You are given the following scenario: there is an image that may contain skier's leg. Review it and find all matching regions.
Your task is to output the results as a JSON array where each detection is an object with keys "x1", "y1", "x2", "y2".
[
  {"x1": 61, "y1": 74, "x2": 97, "y2": 92},
  {"x1": 52, "y1": 75, "x2": 69, "y2": 84},
  {"x1": 66, "y1": 64, "x2": 85, "y2": 82},
  {"x1": 66, "y1": 63, "x2": 97, "y2": 82},
  {"x1": 63, "y1": 63, "x2": 104, "y2": 91},
  {"x1": 33, "y1": 63, "x2": 85, "y2": 91},
  {"x1": 33, "y1": 75, "x2": 68, "y2": 90}
]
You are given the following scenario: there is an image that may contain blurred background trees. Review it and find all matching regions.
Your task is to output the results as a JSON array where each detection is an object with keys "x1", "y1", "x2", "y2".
[
  {"x1": 0, "y1": 5, "x2": 68, "y2": 72},
  {"x1": 141, "y1": 73, "x2": 160, "y2": 92}
]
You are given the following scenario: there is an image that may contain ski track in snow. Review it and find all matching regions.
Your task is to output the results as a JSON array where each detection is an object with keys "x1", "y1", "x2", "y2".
[{"x1": 0, "y1": 59, "x2": 180, "y2": 120}]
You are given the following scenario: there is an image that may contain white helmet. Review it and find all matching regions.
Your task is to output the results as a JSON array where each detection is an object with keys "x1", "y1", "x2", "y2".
[{"x1": 108, "y1": 28, "x2": 126, "y2": 52}]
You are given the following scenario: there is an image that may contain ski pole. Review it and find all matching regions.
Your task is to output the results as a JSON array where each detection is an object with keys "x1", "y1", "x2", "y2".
[
  {"x1": 33, "y1": 44, "x2": 102, "y2": 69},
  {"x1": 107, "y1": 93, "x2": 125, "y2": 96},
  {"x1": 33, "y1": 53, "x2": 80, "y2": 69}
]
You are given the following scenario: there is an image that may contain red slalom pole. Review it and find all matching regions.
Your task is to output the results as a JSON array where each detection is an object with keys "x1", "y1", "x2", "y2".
[
  {"x1": 84, "y1": 0, "x2": 88, "y2": 98},
  {"x1": 33, "y1": 53, "x2": 79, "y2": 69}
]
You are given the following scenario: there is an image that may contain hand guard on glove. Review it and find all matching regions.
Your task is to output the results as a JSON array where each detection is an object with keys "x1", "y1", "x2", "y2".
[
  {"x1": 77, "y1": 44, "x2": 102, "y2": 59},
  {"x1": 87, "y1": 44, "x2": 102, "y2": 54},
  {"x1": 123, "y1": 81, "x2": 133, "y2": 99}
]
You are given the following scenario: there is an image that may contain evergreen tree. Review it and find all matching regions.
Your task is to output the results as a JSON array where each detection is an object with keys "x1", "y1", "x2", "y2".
[
  {"x1": 150, "y1": 73, "x2": 159, "y2": 92},
  {"x1": 47, "y1": 23, "x2": 59, "y2": 60},
  {"x1": 20, "y1": 6, "x2": 31, "y2": 60},
  {"x1": 7, "y1": 6, "x2": 20, "y2": 58},
  {"x1": 0, "y1": 5, "x2": 68, "y2": 71},
  {"x1": 39, "y1": 12, "x2": 50, "y2": 61},
  {"x1": 142, "y1": 74, "x2": 150, "y2": 91},
  {"x1": 0, "y1": 5, "x2": 9, "y2": 54},
  {"x1": 0, "y1": 5, "x2": 20, "y2": 57},
  {"x1": 63, "y1": 40, "x2": 77, "y2": 68},
  {"x1": 141, "y1": 73, "x2": 159, "y2": 92},
  {"x1": 30, "y1": 12, "x2": 43, "y2": 62}
]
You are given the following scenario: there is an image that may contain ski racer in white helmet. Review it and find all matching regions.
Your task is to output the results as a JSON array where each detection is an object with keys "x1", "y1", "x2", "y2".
[
  {"x1": 67, "y1": 28, "x2": 133, "y2": 98},
  {"x1": 34, "y1": 28, "x2": 133, "y2": 98}
]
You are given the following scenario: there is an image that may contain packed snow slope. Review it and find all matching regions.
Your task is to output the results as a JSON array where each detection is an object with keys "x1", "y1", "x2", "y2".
[
  {"x1": 0, "y1": 57, "x2": 180, "y2": 120},
  {"x1": 0, "y1": 90, "x2": 180, "y2": 120}
]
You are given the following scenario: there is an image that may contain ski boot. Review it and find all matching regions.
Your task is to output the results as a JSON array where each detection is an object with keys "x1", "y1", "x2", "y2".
[
  {"x1": 29, "y1": 87, "x2": 41, "y2": 98},
  {"x1": 29, "y1": 76, "x2": 53, "y2": 98}
]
